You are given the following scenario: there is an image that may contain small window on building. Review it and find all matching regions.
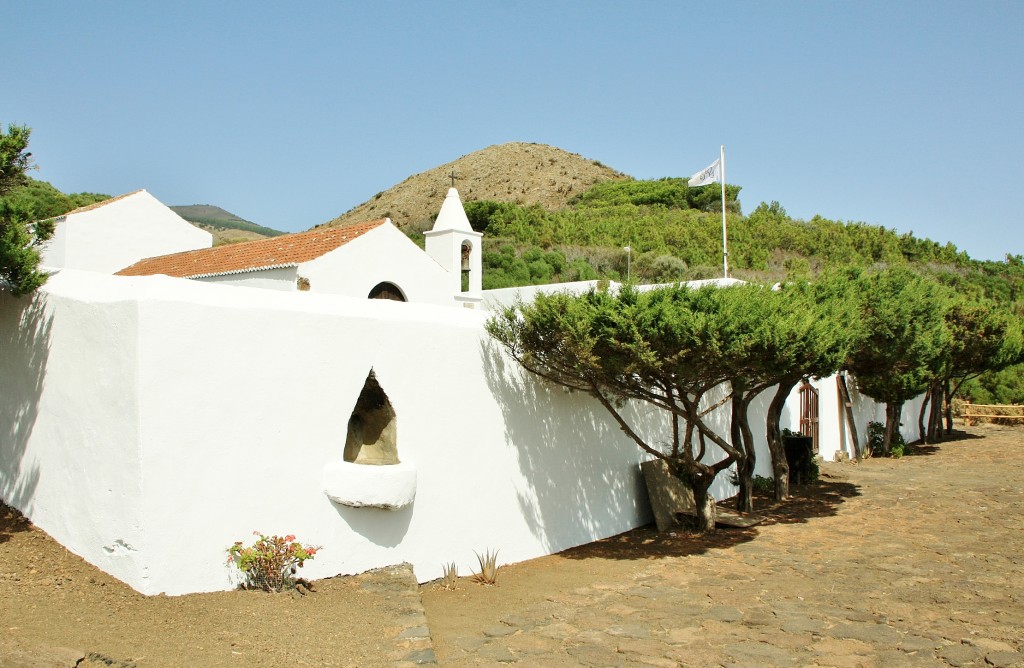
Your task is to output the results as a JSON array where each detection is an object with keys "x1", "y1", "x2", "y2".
[
  {"x1": 344, "y1": 371, "x2": 399, "y2": 465},
  {"x1": 368, "y1": 282, "x2": 406, "y2": 301}
]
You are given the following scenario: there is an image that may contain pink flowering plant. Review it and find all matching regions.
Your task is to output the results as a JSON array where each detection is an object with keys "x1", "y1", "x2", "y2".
[{"x1": 227, "y1": 531, "x2": 320, "y2": 592}]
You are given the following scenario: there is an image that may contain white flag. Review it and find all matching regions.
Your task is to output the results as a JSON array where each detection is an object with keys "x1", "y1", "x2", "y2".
[{"x1": 688, "y1": 158, "x2": 721, "y2": 187}]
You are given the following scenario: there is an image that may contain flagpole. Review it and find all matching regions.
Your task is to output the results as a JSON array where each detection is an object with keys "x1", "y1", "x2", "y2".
[{"x1": 720, "y1": 144, "x2": 728, "y2": 279}]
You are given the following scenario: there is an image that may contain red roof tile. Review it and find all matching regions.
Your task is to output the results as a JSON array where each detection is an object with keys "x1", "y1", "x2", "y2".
[{"x1": 116, "y1": 219, "x2": 388, "y2": 278}]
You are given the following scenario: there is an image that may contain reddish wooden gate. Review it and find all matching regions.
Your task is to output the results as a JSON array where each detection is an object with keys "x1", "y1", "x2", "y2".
[{"x1": 799, "y1": 381, "x2": 820, "y2": 454}]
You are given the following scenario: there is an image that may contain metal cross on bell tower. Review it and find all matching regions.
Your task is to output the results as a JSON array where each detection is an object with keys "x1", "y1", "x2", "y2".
[{"x1": 448, "y1": 170, "x2": 459, "y2": 188}]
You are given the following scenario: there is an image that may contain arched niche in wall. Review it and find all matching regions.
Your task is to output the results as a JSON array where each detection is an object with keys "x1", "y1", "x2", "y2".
[
  {"x1": 344, "y1": 370, "x2": 399, "y2": 465},
  {"x1": 323, "y1": 369, "x2": 417, "y2": 510},
  {"x1": 368, "y1": 282, "x2": 407, "y2": 302}
]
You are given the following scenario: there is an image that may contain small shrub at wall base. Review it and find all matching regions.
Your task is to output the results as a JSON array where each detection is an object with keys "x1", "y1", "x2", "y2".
[
  {"x1": 227, "y1": 532, "x2": 320, "y2": 592},
  {"x1": 753, "y1": 475, "x2": 775, "y2": 493},
  {"x1": 728, "y1": 471, "x2": 776, "y2": 494},
  {"x1": 867, "y1": 421, "x2": 907, "y2": 458}
]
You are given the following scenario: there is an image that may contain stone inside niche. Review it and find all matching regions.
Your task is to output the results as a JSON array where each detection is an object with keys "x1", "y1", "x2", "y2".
[{"x1": 344, "y1": 371, "x2": 399, "y2": 465}]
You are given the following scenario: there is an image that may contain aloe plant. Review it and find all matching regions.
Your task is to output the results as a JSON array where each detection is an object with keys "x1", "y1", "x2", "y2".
[
  {"x1": 440, "y1": 562, "x2": 459, "y2": 590},
  {"x1": 473, "y1": 549, "x2": 499, "y2": 585}
]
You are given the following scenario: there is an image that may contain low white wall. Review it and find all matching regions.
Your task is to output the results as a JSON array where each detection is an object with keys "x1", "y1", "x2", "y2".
[
  {"x1": 0, "y1": 279, "x2": 149, "y2": 588},
  {"x1": 1, "y1": 271, "x2": 924, "y2": 595},
  {"x1": 5, "y1": 272, "x2": 665, "y2": 594},
  {"x1": 483, "y1": 280, "x2": 609, "y2": 311},
  {"x1": 795, "y1": 375, "x2": 926, "y2": 462},
  {"x1": 40, "y1": 191, "x2": 212, "y2": 274},
  {"x1": 482, "y1": 277, "x2": 748, "y2": 311}
]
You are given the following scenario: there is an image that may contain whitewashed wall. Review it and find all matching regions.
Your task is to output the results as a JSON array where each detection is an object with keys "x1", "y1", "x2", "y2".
[
  {"x1": 0, "y1": 277, "x2": 149, "y2": 587},
  {"x1": 2, "y1": 272, "x2": 660, "y2": 594},
  {"x1": 0, "y1": 271, "x2": 915, "y2": 596},
  {"x1": 482, "y1": 277, "x2": 745, "y2": 311},
  {"x1": 40, "y1": 191, "x2": 212, "y2": 274},
  {"x1": 791, "y1": 375, "x2": 926, "y2": 462}
]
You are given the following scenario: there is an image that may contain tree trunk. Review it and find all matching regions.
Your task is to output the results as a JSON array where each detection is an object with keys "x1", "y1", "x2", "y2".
[
  {"x1": 766, "y1": 381, "x2": 798, "y2": 501},
  {"x1": 690, "y1": 472, "x2": 718, "y2": 533},
  {"x1": 884, "y1": 401, "x2": 903, "y2": 454},
  {"x1": 943, "y1": 378, "x2": 954, "y2": 435},
  {"x1": 928, "y1": 384, "x2": 944, "y2": 442},
  {"x1": 918, "y1": 389, "x2": 930, "y2": 444},
  {"x1": 731, "y1": 393, "x2": 756, "y2": 513},
  {"x1": 926, "y1": 382, "x2": 943, "y2": 443}
]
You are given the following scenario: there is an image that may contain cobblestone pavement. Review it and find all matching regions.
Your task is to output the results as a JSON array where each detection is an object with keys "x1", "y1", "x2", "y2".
[{"x1": 421, "y1": 426, "x2": 1024, "y2": 667}]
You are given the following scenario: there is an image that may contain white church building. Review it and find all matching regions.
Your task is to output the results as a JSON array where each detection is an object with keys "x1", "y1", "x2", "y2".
[
  {"x1": 40, "y1": 189, "x2": 212, "y2": 274},
  {"x1": 116, "y1": 187, "x2": 485, "y2": 309},
  {"x1": 0, "y1": 185, "x2": 921, "y2": 595}
]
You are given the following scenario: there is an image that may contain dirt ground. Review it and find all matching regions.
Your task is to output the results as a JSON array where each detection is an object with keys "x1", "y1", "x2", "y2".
[{"x1": 1, "y1": 424, "x2": 1022, "y2": 667}]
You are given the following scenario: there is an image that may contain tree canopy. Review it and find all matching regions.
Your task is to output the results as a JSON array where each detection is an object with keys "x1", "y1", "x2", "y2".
[
  {"x1": 485, "y1": 281, "x2": 858, "y2": 529},
  {"x1": 845, "y1": 268, "x2": 953, "y2": 453},
  {"x1": 732, "y1": 274, "x2": 862, "y2": 500},
  {"x1": 0, "y1": 124, "x2": 54, "y2": 296}
]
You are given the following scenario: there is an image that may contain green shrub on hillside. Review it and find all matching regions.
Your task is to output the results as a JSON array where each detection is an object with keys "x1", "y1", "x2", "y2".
[
  {"x1": 573, "y1": 178, "x2": 691, "y2": 209},
  {"x1": 468, "y1": 176, "x2": 1024, "y2": 340},
  {"x1": 0, "y1": 178, "x2": 108, "y2": 221},
  {"x1": 465, "y1": 200, "x2": 518, "y2": 233},
  {"x1": 572, "y1": 177, "x2": 742, "y2": 213},
  {"x1": 963, "y1": 364, "x2": 1024, "y2": 405},
  {"x1": 187, "y1": 216, "x2": 285, "y2": 237}
]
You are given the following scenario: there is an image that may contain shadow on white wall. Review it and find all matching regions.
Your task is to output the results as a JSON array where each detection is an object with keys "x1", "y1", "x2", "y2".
[
  {"x1": 481, "y1": 339, "x2": 662, "y2": 550},
  {"x1": 330, "y1": 503, "x2": 414, "y2": 548},
  {"x1": 0, "y1": 293, "x2": 50, "y2": 516}
]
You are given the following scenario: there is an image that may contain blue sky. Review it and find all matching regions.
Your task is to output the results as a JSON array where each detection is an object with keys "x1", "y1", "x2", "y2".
[{"x1": 5, "y1": 1, "x2": 1022, "y2": 261}]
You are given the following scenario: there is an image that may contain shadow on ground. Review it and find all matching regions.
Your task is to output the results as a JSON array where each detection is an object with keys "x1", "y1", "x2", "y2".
[
  {"x1": 558, "y1": 477, "x2": 860, "y2": 562},
  {"x1": 0, "y1": 503, "x2": 32, "y2": 545},
  {"x1": 907, "y1": 428, "x2": 984, "y2": 455},
  {"x1": 757, "y1": 479, "x2": 860, "y2": 525}
]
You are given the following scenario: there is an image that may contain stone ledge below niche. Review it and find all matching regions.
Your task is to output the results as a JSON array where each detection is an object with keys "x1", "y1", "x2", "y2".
[{"x1": 323, "y1": 460, "x2": 417, "y2": 510}]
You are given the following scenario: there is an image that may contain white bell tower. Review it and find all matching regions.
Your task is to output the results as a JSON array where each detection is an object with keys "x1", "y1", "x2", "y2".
[{"x1": 424, "y1": 187, "x2": 483, "y2": 309}]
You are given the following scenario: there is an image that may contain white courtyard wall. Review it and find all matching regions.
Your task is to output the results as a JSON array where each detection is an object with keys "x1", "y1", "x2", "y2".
[
  {"x1": 43, "y1": 219, "x2": 70, "y2": 267},
  {"x1": 40, "y1": 191, "x2": 212, "y2": 274},
  {"x1": 2, "y1": 272, "x2": 663, "y2": 594},
  {"x1": 482, "y1": 277, "x2": 748, "y2": 311},
  {"x1": 0, "y1": 276, "x2": 149, "y2": 589},
  {"x1": 788, "y1": 375, "x2": 927, "y2": 462},
  {"x1": 483, "y1": 280, "x2": 608, "y2": 310},
  {"x1": 0, "y1": 271, "x2": 924, "y2": 596}
]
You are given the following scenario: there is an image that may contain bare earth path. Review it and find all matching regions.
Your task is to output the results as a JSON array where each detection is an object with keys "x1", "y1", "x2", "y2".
[
  {"x1": 1, "y1": 425, "x2": 1022, "y2": 666},
  {"x1": 421, "y1": 425, "x2": 1024, "y2": 667}
]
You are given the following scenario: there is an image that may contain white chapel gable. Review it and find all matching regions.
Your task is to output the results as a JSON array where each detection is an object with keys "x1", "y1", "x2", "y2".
[
  {"x1": 41, "y1": 190, "x2": 212, "y2": 274},
  {"x1": 298, "y1": 220, "x2": 452, "y2": 304}
]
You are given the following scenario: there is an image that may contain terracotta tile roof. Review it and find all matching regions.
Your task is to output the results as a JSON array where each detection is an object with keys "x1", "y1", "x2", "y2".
[
  {"x1": 61, "y1": 190, "x2": 145, "y2": 217},
  {"x1": 116, "y1": 219, "x2": 388, "y2": 278}
]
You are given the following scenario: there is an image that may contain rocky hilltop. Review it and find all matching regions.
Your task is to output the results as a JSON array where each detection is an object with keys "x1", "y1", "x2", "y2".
[{"x1": 323, "y1": 142, "x2": 629, "y2": 231}]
